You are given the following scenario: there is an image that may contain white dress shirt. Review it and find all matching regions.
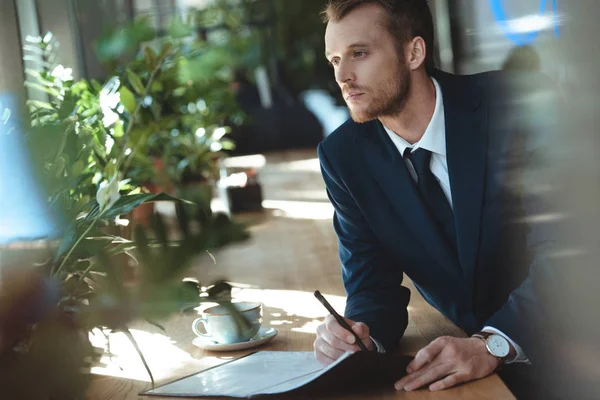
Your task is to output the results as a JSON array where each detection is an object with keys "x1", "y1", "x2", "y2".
[{"x1": 371, "y1": 77, "x2": 527, "y2": 364}]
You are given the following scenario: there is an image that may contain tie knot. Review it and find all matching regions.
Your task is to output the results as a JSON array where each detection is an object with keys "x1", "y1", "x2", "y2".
[{"x1": 403, "y1": 147, "x2": 432, "y2": 175}]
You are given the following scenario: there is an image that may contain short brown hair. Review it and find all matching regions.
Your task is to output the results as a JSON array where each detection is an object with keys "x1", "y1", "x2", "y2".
[{"x1": 321, "y1": 0, "x2": 435, "y2": 72}]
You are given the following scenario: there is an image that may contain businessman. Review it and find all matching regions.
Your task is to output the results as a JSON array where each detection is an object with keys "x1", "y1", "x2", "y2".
[{"x1": 314, "y1": 0, "x2": 560, "y2": 397}]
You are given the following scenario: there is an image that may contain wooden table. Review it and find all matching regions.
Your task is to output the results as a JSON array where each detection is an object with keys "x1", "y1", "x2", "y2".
[{"x1": 87, "y1": 150, "x2": 514, "y2": 399}]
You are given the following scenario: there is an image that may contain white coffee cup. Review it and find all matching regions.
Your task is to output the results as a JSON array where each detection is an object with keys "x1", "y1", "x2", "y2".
[{"x1": 192, "y1": 302, "x2": 262, "y2": 344}]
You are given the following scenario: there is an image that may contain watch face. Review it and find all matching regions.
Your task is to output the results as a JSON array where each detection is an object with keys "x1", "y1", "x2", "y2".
[{"x1": 487, "y1": 335, "x2": 510, "y2": 358}]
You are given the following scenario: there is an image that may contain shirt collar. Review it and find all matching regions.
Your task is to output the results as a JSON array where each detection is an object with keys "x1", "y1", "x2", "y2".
[{"x1": 382, "y1": 77, "x2": 446, "y2": 157}]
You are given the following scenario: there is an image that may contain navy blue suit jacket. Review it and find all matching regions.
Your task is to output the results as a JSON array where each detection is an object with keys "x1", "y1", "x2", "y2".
[{"x1": 318, "y1": 69, "x2": 558, "y2": 359}]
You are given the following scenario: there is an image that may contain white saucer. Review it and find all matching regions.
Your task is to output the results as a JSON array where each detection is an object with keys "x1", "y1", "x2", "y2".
[{"x1": 192, "y1": 327, "x2": 278, "y2": 352}]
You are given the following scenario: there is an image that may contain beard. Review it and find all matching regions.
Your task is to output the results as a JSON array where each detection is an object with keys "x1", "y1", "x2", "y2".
[{"x1": 347, "y1": 62, "x2": 412, "y2": 124}]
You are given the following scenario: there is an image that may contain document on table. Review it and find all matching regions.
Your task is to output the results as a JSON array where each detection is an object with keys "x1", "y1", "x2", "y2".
[{"x1": 140, "y1": 351, "x2": 411, "y2": 398}]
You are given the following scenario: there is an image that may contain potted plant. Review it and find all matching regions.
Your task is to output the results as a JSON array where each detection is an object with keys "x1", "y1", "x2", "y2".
[
  {"x1": 95, "y1": 16, "x2": 244, "y2": 220},
  {"x1": 0, "y1": 32, "x2": 251, "y2": 398}
]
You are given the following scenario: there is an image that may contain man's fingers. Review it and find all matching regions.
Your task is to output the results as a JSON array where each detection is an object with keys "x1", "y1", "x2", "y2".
[
  {"x1": 429, "y1": 372, "x2": 470, "y2": 391},
  {"x1": 324, "y1": 314, "x2": 361, "y2": 344},
  {"x1": 314, "y1": 344, "x2": 336, "y2": 366},
  {"x1": 316, "y1": 322, "x2": 358, "y2": 351},
  {"x1": 395, "y1": 336, "x2": 499, "y2": 392},
  {"x1": 396, "y1": 363, "x2": 452, "y2": 392},
  {"x1": 314, "y1": 337, "x2": 347, "y2": 362},
  {"x1": 317, "y1": 317, "x2": 372, "y2": 354},
  {"x1": 316, "y1": 323, "x2": 328, "y2": 337},
  {"x1": 320, "y1": 327, "x2": 360, "y2": 352},
  {"x1": 407, "y1": 337, "x2": 448, "y2": 373},
  {"x1": 351, "y1": 322, "x2": 370, "y2": 340}
]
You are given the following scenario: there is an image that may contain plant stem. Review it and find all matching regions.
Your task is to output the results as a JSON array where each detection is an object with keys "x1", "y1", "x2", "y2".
[
  {"x1": 70, "y1": 237, "x2": 133, "y2": 294},
  {"x1": 71, "y1": 260, "x2": 97, "y2": 294},
  {"x1": 53, "y1": 217, "x2": 98, "y2": 277},
  {"x1": 120, "y1": 326, "x2": 155, "y2": 387}
]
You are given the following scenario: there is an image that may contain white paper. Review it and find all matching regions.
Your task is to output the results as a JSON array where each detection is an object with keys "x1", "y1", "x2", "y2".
[{"x1": 145, "y1": 351, "x2": 354, "y2": 398}]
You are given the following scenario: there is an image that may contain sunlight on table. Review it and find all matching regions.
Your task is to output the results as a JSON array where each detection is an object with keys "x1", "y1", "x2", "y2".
[
  {"x1": 89, "y1": 329, "x2": 225, "y2": 382},
  {"x1": 88, "y1": 288, "x2": 351, "y2": 381},
  {"x1": 261, "y1": 200, "x2": 334, "y2": 220},
  {"x1": 275, "y1": 158, "x2": 321, "y2": 173}
]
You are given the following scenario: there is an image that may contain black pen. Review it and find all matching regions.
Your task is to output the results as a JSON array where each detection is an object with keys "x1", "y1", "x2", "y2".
[{"x1": 314, "y1": 290, "x2": 369, "y2": 352}]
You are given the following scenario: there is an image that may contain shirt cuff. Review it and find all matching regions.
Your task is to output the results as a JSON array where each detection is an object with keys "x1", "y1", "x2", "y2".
[
  {"x1": 370, "y1": 336, "x2": 386, "y2": 353},
  {"x1": 482, "y1": 326, "x2": 531, "y2": 364}
]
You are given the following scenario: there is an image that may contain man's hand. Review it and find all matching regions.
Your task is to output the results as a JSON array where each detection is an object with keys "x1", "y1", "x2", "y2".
[
  {"x1": 394, "y1": 336, "x2": 501, "y2": 392},
  {"x1": 314, "y1": 314, "x2": 375, "y2": 365}
]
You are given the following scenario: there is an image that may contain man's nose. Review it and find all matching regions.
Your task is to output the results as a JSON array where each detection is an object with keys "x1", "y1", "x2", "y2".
[{"x1": 335, "y1": 60, "x2": 355, "y2": 85}]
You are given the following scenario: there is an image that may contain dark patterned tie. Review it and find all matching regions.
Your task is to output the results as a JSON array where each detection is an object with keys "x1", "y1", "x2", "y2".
[{"x1": 403, "y1": 147, "x2": 457, "y2": 251}]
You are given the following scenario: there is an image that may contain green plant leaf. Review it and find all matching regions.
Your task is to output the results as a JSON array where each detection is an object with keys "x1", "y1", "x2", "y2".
[
  {"x1": 159, "y1": 42, "x2": 174, "y2": 60},
  {"x1": 118, "y1": 86, "x2": 136, "y2": 115},
  {"x1": 95, "y1": 29, "x2": 134, "y2": 61},
  {"x1": 177, "y1": 280, "x2": 201, "y2": 307},
  {"x1": 113, "y1": 120, "x2": 125, "y2": 137},
  {"x1": 24, "y1": 82, "x2": 61, "y2": 98},
  {"x1": 71, "y1": 160, "x2": 85, "y2": 176},
  {"x1": 126, "y1": 69, "x2": 145, "y2": 95},
  {"x1": 119, "y1": 327, "x2": 155, "y2": 387},
  {"x1": 150, "y1": 81, "x2": 163, "y2": 93},
  {"x1": 220, "y1": 138, "x2": 235, "y2": 150},
  {"x1": 70, "y1": 237, "x2": 114, "y2": 260},
  {"x1": 22, "y1": 43, "x2": 45, "y2": 54},
  {"x1": 166, "y1": 17, "x2": 193, "y2": 39},
  {"x1": 143, "y1": 46, "x2": 157, "y2": 69},
  {"x1": 26, "y1": 100, "x2": 55, "y2": 111},
  {"x1": 104, "y1": 161, "x2": 117, "y2": 178},
  {"x1": 172, "y1": 87, "x2": 186, "y2": 97},
  {"x1": 128, "y1": 126, "x2": 151, "y2": 147},
  {"x1": 88, "y1": 192, "x2": 192, "y2": 220},
  {"x1": 54, "y1": 222, "x2": 77, "y2": 262},
  {"x1": 64, "y1": 272, "x2": 94, "y2": 298},
  {"x1": 54, "y1": 155, "x2": 67, "y2": 178}
]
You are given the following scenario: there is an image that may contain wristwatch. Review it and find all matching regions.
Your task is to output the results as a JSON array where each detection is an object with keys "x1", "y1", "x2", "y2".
[{"x1": 472, "y1": 331, "x2": 511, "y2": 361}]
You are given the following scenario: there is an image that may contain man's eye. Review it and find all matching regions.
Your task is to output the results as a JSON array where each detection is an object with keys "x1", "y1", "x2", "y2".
[
  {"x1": 354, "y1": 51, "x2": 366, "y2": 58},
  {"x1": 329, "y1": 59, "x2": 340, "y2": 67}
]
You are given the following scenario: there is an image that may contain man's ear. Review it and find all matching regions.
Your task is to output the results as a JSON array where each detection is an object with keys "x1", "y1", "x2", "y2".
[{"x1": 406, "y1": 37, "x2": 427, "y2": 71}]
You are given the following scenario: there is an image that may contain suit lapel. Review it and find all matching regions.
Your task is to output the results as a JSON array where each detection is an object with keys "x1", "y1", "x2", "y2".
[
  {"x1": 435, "y1": 71, "x2": 488, "y2": 277},
  {"x1": 359, "y1": 120, "x2": 459, "y2": 275}
]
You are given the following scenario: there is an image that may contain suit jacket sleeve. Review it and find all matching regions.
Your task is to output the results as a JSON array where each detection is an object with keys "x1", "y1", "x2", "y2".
[{"x1": 318, "y1": 142, "x2": 411, "y2": 352}]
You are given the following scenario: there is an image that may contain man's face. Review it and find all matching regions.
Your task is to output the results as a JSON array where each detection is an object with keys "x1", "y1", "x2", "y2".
[{"x1": 325, "y1": 3, "x2": 411, "y2": 123}]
